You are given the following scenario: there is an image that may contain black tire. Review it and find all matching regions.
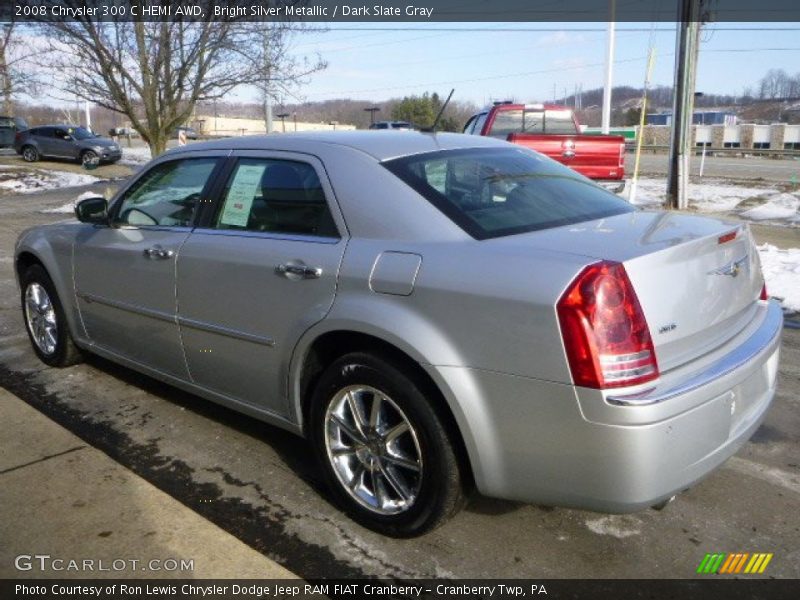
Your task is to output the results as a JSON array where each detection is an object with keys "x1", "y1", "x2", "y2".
[
  {"x1": 21, "y1": 145, "x2": 39, "y2": 162},
  {"x1": 21, "y1": 264, "x2": 83, "y2": 368},
  {"x1": 80, "y1": 150, "x2": 98, "y2": 166},
  {"x1": 310, "y1": 352, "x2": 466, "y2": 537}
]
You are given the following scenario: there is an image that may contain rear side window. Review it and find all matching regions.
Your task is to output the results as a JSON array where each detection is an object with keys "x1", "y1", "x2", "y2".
[
  {"x1": 214, "y1": 158, "x2": 338, "y2": 238},
  {"x1": 487, "y1": 109, "x2": 578, "y2": 137},
  {"x1": 383, "y1": 147, "x2": 633, "y2": 240}
]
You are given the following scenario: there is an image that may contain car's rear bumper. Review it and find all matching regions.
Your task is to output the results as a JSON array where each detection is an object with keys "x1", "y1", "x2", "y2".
[{"x1": 427, "y1": 300, "x2": 781, "y2": 511}]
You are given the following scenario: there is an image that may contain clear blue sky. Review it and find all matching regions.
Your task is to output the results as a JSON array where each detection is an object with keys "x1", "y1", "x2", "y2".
[{"x1": 228, "y1": 22, "x2": 800, "y2": 106}]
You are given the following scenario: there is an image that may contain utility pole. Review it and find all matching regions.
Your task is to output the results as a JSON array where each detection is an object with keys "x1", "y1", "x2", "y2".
[
  {"x1": 602, "y1": 0, "x2": 616, "y2": 134},
  {"x1": 666, "y1": 0, "x2": 702, "y2": 209}
]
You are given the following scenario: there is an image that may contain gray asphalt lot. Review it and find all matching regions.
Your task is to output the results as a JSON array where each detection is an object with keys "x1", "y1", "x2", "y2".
[
  {"x1": 635, "y1": 151, "x2": 800, "y2": 182},
  {"x1": 1, "y1": 178, "x2": 799, "y2": 579}
]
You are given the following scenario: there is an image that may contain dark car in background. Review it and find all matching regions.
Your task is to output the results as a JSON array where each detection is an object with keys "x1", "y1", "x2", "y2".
[
  {"x1": 369, "y1": 121, "x2": 414, "y2": 131},
  {"x1": 14, "y1": 125, "x2": 122, "y2": 165},
  {"x1": 173, "y1": 126, "x2": 198, "y2": 140},
  {"x1": 0, "y1": 116, "x2": 29, "y2": 148}
]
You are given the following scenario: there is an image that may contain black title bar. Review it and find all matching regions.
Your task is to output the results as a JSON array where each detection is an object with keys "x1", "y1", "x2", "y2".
[{"x1": 4, "y1": 0, "x2": 800, "y2": 23}]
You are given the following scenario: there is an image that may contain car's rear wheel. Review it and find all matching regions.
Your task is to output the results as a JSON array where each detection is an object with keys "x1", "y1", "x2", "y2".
[
  {"x1": 22, "y1": 145, "x2": 39, "y2": 162},
  {"x1": 310, "y1": 352, "x2": 466, "y2": 537},
  {"x1": 21, "y1": 265, "x2": 83, "y2": 367}
]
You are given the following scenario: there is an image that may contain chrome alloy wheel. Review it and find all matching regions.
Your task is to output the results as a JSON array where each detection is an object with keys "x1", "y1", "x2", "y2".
[
  {"x1": 324, "y1": 385, "x2": 423, "y2": 515},
  {"x1": 24, "y1": 283, "x2": 57, "y2": 355}
]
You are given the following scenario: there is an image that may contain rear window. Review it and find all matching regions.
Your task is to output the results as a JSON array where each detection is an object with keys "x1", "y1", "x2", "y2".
[
  {"x1": 488, "y1": 109, "x2": 578, "y2": 137},
  {"x1": 382, "y1": 147, "x2": 633, "y2": 240}
]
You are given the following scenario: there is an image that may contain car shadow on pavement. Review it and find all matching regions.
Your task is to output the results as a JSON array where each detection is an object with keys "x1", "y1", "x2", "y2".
[{"x1": 82, "y1": 353, "x2": 325, "y2": 491}]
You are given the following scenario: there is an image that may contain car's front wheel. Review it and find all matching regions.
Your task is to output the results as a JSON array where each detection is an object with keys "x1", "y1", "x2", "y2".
[
  {"x1": 80, "y1": 150, "x2": 99, "y2": 167},
  {"x1": 310, "y1": 352, "x2": 466, "y2": 537},
  {"x1": 21, "y1": 145, "x2": 39, "y2": 162},
  {"x1": 21, "y1": 265, "x2": 83, "y2": 367}
]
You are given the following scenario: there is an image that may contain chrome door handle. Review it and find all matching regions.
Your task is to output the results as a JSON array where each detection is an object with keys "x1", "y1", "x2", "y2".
[
  {"x1": 276, "y1": 263, "x2": 322, "y2": 279},
  {"x1": 143, "y1": 246, "x2": 175, "y2": 260}
]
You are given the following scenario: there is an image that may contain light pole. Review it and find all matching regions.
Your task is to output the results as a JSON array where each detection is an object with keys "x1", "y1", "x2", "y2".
[{"x1": 364, "y1": 106, "x2": 380, "y2": 126}]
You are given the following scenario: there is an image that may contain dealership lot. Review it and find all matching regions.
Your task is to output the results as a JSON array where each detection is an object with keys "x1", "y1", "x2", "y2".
[{"x1": 1, "y1": 182, "x2": 799, "y2": 579}]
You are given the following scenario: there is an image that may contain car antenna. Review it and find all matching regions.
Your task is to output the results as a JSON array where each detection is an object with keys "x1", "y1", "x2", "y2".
[{"x1": 422, "y1": 89, "x2": 455, "y2": 133}]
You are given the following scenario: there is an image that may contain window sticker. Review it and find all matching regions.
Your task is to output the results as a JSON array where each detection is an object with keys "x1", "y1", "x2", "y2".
[{"x1": 219, "y1": 164, "x2": 266, "y2": 227}]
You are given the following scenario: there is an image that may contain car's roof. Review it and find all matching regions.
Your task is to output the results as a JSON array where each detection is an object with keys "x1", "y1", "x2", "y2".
[
  {"x1": 32, "y1": 124, "x2": 82, "y2": 129},
  {"x1": 167, "y1": 130, "x2": 509, "y2": 161}
]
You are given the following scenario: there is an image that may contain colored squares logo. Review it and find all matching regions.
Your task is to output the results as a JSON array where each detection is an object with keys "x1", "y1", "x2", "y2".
[{"x1": 697, "y1": 553, "x2": 773, "y2": 574}]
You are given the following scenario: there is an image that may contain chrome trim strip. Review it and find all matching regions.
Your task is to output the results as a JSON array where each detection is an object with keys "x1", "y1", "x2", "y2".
[
  {"x1": 177, "y1": 316, "x2": 275, "y2": 347},
  {"x1": 76, "y1": 292, "x2": 176, "y2": 324},
  {"x1": 189, "y1": 228, "x2": 339, "y2": 245},
  {"x1": 608, "y1": 301, "x2": 783, "y2": 406}
]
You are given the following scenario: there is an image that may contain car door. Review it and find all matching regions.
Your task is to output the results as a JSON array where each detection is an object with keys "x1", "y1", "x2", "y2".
[
  {"x1": 176, "y1": 151, "x2": 347, "y2": 416},
  {"x1": 74, "y1": 153, "x2": 224, "y2": 379},
  {"x1": 51, "y1": 127, "x2": 77, "y2": 158},
  {"x1": 33, "y1": 127, "x2": 56, "y2": 156}
]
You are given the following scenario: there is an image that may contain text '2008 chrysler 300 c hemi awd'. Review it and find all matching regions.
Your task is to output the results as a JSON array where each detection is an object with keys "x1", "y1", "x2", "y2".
[{"x1": 15, "y1": 131, "x2": 781, "y2": 536}]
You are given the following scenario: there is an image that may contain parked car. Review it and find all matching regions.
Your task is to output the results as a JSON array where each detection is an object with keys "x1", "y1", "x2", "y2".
[
  {"x1": 369, "y1": 121, "x2": 413, "y2": 131},
  {"x1": 0, "y1": 115, "x2": 29, "y2": 148},
  {"x1": 465, "y1": 102, "x2": 627, "y2": 192},
  {"x1": 173, "y1": 126, "x2": 198, "y2": 140},
  {"x1": 14, "y1": 125, "x2": 122, "y2": 165},
  {"x1": 15, "y1": 132, "x2": 781, "y2": 537}
]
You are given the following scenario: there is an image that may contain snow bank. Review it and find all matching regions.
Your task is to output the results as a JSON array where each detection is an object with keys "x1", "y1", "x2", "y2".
[
  {"x1": 741, "y1": 193, "x2": 800, "y2": 223},
  {"x1": 119, "y1": 146, "x2": 152, "y2": 166},
  {"x1": 758, "y1": 244, "x2": 800, "y2": 313},
  {"x1": 628, "y1": 178, "x2": 778, "y2": 212},
  {"x1": 0, "y1": 169, "x2": 101, "y2": 194}
]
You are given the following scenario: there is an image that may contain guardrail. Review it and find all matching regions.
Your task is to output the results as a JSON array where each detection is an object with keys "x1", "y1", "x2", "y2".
[{"x1": 627, "y1": 144, "x2": 800, "y2": 159}]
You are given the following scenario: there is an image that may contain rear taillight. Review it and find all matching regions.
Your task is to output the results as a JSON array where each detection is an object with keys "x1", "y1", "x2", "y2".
[
  {"x1": 760, "y1": 283, "x2": 768, "y2": 301},
  {"x1": 619, "y1": 143, "x2": 625, "y2": 168},
  {"x1": 557, "y1": 261, "x2": 659, "y2": 389}
]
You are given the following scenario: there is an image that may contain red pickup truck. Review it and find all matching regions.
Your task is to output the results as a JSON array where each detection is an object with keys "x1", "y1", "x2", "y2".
[{"x1": 464, "y1": 102, "x2": 626, "y2": 192}]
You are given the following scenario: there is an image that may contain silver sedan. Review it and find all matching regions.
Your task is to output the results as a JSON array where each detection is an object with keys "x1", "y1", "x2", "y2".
[{"x1": 15, "y1": 131, "x2": 782, "y2": 536}]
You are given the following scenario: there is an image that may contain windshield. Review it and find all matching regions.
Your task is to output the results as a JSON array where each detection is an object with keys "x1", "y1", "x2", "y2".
[
  {"x1": 382, "y1": 147, "x2": 633, "y2": 240},
  {"x1": 488, "y1": 109, "x2": 578, "y2": 137},
  {"x1": 69, "y1": 127, "x2": 96, "y2": 140}
]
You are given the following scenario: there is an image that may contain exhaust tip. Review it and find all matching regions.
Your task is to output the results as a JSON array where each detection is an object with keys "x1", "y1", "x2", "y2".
[{"x1": 651, "y1": 495, "x2": 676, "y2": 511}]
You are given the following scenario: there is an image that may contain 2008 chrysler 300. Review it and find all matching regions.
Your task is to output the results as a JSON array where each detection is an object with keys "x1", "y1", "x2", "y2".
[{"x1": 15, "y1": 132, "x2": 781, "y2": 536}]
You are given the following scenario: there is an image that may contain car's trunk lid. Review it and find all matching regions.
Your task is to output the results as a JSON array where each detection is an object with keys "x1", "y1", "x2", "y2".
[{"x1": 492, "y1": 210, "x2": 764, "y2": 372}]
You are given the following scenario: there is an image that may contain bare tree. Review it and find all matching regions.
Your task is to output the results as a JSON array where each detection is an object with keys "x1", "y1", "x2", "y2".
[
  {"x1": 37, "y1": 1, "x2": 325, "y2": 155},
  {"x1": 0, "y1": 22, "x2": 42, "y2": 115}
]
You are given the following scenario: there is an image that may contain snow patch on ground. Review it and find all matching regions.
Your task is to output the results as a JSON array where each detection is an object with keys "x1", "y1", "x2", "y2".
[
  {"x1": 41, "y1": 191, "x2": 100, "y2": 214},
  {"x1": 585, "y1": 515, "x2": 643, "y2": 539},
  {"x1": 119, "y1": 146, "x2": 152, "y2": 166},
  {"x1": 628, "y1": 178, "x2": 779, "y2": 212},
  {"x1": 758, "y1": 244, "x2": 800, "y2": 313},
  {"x1": 741, "y1": 193, "x2": 800, "y2": 223},
  {"x1": 0, "y1": 168, "x2": 101, "y2": 194}
]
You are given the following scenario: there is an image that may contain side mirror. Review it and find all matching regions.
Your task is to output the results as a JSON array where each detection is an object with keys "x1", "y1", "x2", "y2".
[
  {"x1": 64, "y1": 135, "x2": 73, "y2": 141},
  {"x1": 75, "y1": 197, "x2": 109, "y2": 225}
]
